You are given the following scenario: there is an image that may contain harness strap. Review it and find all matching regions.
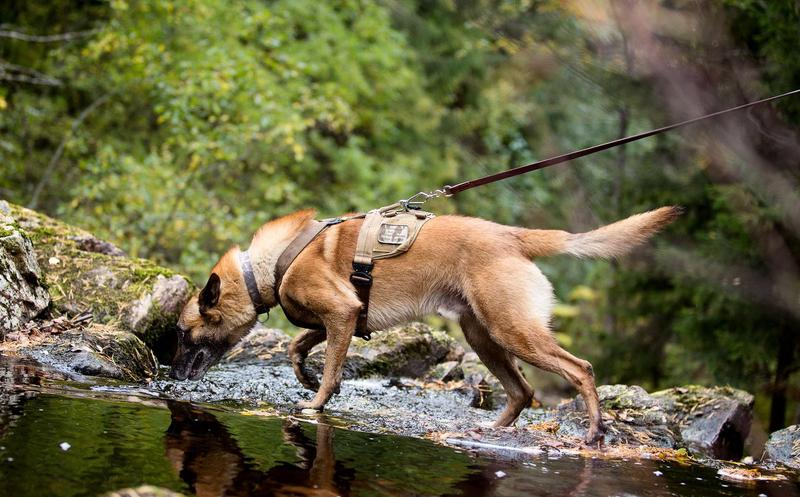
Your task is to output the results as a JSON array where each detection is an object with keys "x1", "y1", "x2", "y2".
[
  {"x1": 350, "y1": 211, "x2": 385, "y2": 339},
  {"x1": 239, "y1": 251, "x2": 270, "y2": 316},
  {"x1": 274, "y1": 220, "x2": 327, "y2": 303},
  {"x1": 272, "y1": 215, "x2": 364, "y2": 331}
]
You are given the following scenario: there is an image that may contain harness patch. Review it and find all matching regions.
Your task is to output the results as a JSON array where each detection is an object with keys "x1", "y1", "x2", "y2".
[{"x1": 378, "y1": 223, "x2": 409, "y2": 245}]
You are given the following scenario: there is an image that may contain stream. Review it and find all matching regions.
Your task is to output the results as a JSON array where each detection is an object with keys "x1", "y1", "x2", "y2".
[{"x1": 1, "y1": 357, "x2": 799, "y2": 497}]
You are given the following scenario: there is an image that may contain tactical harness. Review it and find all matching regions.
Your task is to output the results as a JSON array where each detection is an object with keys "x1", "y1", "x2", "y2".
[{"x1": 240, "y1": 203, "x2": 433, "y2": 340}]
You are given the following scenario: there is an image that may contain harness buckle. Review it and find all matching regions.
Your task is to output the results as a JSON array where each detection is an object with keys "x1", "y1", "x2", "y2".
[{"x1": 350, "y1": 262, "x2": 374, "y2": 287}]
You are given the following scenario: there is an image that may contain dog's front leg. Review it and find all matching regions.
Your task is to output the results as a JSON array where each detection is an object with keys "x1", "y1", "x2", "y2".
[{"x1": 296, "y1": 310, "x2": 358, "y2": 411}]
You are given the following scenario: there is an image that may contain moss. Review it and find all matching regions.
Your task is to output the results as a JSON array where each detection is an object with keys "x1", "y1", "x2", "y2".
[
  {"x1": 132, "y1": 264, "x2": 175, "y2": 280},
  {"x1": 5, "y1": 202, "x2": 189, "y2": 355}
]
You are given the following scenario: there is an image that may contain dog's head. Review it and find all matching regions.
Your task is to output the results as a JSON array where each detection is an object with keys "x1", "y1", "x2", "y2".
[{"x1": 170, "y1": 249, "x2": 258, "y2": 381}]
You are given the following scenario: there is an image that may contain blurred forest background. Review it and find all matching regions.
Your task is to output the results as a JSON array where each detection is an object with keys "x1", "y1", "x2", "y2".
[{"x1": 1, "y1": 0, "x2": 799, "y2": 437}]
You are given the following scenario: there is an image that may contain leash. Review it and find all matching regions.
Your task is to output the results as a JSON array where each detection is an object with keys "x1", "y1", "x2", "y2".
[{"x1": 399, "y1": 88, "x2": 800, "y2": 209}]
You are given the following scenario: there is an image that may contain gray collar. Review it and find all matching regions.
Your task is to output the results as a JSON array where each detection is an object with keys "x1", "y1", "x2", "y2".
[{"x1": 239, "y1": 251, "x2": 269, "y2": 316}]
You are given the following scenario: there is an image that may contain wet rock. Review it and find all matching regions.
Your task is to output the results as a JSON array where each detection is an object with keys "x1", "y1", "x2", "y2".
[
  {"x1": 0, "y1": 201, "x2": 50, "y2": 337},
  {"x1": 105, "y1": 486, "x2": 185, "y2": 497},
  {"x1": 11, "y1": 322, "x2": 159, "y2": 382},
  {"x1": 81, "y1": 324, "x2": 160, "y2": 381},
  {"x1": 653, "y1": 386, "x2": 753, "y2": 460},
  {"x1": 306, "y1": 322, "x2": 464, "y2": 380},
  {"x1": 223, "y1": 324, "x2": 290, "y2": 364},
  {"x1": 559, "y1": 384, "x2": 753, "y2": 458},
  {"x1": 5, "y1": 202, "x2": 192, "y2": 361},
  {"x1": 763, "y1": 424, "x2": 800, "y2": 469}
]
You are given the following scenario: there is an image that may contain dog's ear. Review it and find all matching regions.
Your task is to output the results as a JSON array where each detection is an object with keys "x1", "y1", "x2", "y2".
[{"x1": 198, "y1": 273, "x2": 221, "y2": 315}]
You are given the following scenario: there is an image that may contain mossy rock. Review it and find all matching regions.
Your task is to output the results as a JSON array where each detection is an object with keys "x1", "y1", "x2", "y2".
[
  {"x1": 306, "y1": 322, "x2": 465, "y2": 380},
  {"x1": 6, "y1": 202, "x2": 192, "y2": 362},
  {"x1": 653, "y1": 385, "x2": 753, "y2": 461},
  {"x1": 0, "y1": 202, "x2": 50, "y2": 336}
]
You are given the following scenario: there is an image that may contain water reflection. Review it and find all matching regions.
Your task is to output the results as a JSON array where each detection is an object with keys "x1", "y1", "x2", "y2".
[
  {"x1": 165, "y1": 402, "x2": 354, "y2": 497},
  {"x1": 0, "y1": 359, "x2": 47, "y2": 439},
  {"x1": 163, "y1": 401, "x2": 800, "y2": 497},
  {"x1": 163, "y1": 403, "x2": 615, "y2": 497}
]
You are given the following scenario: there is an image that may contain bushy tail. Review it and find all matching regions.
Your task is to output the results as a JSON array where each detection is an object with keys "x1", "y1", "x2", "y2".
[{"x1": 519, "y1": 206, "x2": 683, "y2": 259}]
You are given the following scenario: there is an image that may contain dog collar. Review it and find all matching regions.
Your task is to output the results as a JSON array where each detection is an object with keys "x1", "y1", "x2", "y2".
[{"x1": 238, "y1": 251, "x2": 270, "y2": 315}]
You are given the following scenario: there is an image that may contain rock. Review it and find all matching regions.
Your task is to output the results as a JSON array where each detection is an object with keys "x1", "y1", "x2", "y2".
[
  {"x1": 121, "y1": 274, "x2": 191, "y2": 362},
  {"x1": 306, "y1": 322, "x2": 464, "y2": 380},
  {"x1": 4, "y1": 203, "x2": 192, "y2": 362},
  {"x1": 68, "y1": 234, "x2": 126, "y2": 257},
  {"x1": 9, "y1": 321, "x2": 159, "y2": 382},
  {"x1": 0, "y1": 202, "x2": 50, "y2": 337},
  {"x1": 559, "y1": 384, "x2": 680, "y2": 447},
  {"x1": 559, "y1": 384, "x2": 754, "y2": 458},
  {"x1": 81, "y1": 324, "x2": 160, "y2": 381},
  {"x1": 764, "y1": 424, "x2": 800, "y2": 469},
  {"x1": 223, "y1": 324, "x2": 290, "y2": 364},
  {"x1": 653, "y1": 386, "x2": 753, "y2": 460}
]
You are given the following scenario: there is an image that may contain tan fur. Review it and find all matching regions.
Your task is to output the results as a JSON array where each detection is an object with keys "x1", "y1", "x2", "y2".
[{"x1": 175, "y1": 206, "x2": 682, "y2": 444}]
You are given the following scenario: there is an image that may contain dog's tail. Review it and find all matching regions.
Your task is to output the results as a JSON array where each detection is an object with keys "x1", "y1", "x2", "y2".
[{"x1": 519, "y1": 206, "x2": 682, "y2": 259}]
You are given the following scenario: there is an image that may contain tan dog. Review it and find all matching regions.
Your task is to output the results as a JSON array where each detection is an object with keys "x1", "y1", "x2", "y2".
[{"x1": 170, "y1": 206, "x2": 681, "y2": 444}]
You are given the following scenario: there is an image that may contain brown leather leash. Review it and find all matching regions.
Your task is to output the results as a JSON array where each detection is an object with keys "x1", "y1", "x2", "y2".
[{"x1": 398, "y1": 88, "x2": 800, "y2": 209}]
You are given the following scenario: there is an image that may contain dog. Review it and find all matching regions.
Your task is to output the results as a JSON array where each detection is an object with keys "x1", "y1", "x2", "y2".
[{"x1": 170, "y1": 206, "x2": 681, "y2": 444}]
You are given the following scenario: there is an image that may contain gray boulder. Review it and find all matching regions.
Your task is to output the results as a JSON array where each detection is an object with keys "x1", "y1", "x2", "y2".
[
  {"x1": 763, "y1": 424, "x2": 800, "y2": 469},
  {"x1": 653, "y1": 386, "x2": 753, "y2": 460},
  {"x1": 558, "y1": 384, "x2": 753, "y2": 459},
  {"x1": 427, "y1": 360, "x2": 463, "y2": 382},
  {"x1": 306, "y1": 322, "x2": 464, "y2": 380},
  {"x1": 0, "y1": 201, "x2": 50, "y2": 336}
]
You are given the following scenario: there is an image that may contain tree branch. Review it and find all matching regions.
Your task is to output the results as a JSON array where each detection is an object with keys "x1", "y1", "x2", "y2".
[
  {"x1": 0, "y1": 60, "x2": 61, "y2": 86},
  {"x1": 28, "y1": 94, "x2": 111, "y2": 209},
  {"x1": 0, "y1": 27, "x2": 99, "y2": 43}
]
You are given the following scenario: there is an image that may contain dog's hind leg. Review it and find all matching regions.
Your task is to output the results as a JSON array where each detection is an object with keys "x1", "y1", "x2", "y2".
[
  {"x1": 467, "y1": 259, "x2": 606, "y2": 445},
  {"x1": 460, "y1": 312, "x2": 533, "y2": 427},
  {"x1": 289, "y1": 328, "x2": 327, "y2": 391}
]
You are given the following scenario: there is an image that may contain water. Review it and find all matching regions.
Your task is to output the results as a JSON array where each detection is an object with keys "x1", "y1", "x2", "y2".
[{"x1": 1, "y1": 361, "x2": 799, "y2": 496}]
